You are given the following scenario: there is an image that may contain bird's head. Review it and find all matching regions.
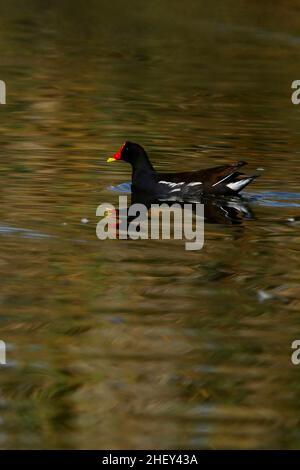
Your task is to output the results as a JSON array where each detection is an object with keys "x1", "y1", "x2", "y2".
[{"x1": 107, "y1": 141, "x2": 147, "y2": 166}]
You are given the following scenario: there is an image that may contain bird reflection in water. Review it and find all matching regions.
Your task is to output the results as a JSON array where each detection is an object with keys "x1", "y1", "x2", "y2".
[
  {"x1": 108, "y1": 189, "x2": 255, "y2": 242},
  {"x1": 131, "y1": 188, "x2": 255, "y2": 225}
]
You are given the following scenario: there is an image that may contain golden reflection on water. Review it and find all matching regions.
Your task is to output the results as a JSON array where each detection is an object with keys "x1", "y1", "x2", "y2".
[{"x1": 1, "y1": 0, "x2": 300, "y2": 449}]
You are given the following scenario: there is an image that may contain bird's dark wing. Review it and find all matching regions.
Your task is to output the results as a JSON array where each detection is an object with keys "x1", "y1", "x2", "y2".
[{"x1": 156, "y1": 161, "x2": 247, "y2": 185}]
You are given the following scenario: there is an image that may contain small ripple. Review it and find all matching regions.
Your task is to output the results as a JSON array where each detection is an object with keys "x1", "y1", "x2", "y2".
[
  {"x1": 244, "y1": 191, "x2": 300, "y2": 208},
  {"x1": 107, "y1": 182, "x2": 132, "y2": 193},
  {"x1": 0, "y1": 224, "x2": 53, "y2": 239}
]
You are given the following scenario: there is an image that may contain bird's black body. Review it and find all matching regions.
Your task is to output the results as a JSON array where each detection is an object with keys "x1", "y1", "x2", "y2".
[{"x1": 108, "y1": 141, "x2": 258, "y2": 200}]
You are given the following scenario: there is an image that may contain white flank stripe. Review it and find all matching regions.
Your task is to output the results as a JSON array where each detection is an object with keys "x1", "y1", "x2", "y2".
[
  {"x1": 158, "y1": 181, "x2": 185, "y2": 188},
  {"x1": 187, "y1": 182, "x2": 203, "y2": 187},
  {"x1": 170, "y1": 188, "x2": 181, "y2": 193},
  {"x1": 212, "y1": 173, "x2": 234, "y2": 187}
]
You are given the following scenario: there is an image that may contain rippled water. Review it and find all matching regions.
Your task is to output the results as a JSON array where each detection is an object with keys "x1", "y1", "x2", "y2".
[{"x1": 1, "y1": 0, "x2": 300, "y2": 449}]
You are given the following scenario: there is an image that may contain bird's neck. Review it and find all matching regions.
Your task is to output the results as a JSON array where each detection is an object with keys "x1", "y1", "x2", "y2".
[{"x1": 131, "y1": 149, "x2": 155, "y2": 176}]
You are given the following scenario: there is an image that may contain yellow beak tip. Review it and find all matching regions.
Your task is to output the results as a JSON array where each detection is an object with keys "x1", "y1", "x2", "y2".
[{"x1": 107, "y1": 157, "x2": 116, "y2": 163}]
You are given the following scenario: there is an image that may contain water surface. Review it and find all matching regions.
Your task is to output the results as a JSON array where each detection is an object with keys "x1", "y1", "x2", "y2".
[{"x1": 1, "y1": 0, "x2": 300, "y2": 449}]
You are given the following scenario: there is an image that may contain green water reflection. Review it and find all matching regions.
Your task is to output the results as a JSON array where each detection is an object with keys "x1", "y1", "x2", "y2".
[{"x1": 1, "y1": 0, "x2": 300, "y2": 449}]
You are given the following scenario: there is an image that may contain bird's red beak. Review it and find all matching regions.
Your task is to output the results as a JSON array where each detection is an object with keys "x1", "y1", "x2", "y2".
[{"x1": 107, "y1": 143, "x2": 125, "y2": 162}]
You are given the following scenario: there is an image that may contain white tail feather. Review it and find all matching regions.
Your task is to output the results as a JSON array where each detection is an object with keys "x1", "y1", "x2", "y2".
[{"x1": 226, "y1": 178, "x2": 253, "y2": 192}]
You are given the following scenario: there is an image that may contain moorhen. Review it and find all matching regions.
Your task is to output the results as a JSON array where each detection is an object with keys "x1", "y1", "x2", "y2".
[{"x1": 107, "y1": 142, "x2": 258, "y2": 200}]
